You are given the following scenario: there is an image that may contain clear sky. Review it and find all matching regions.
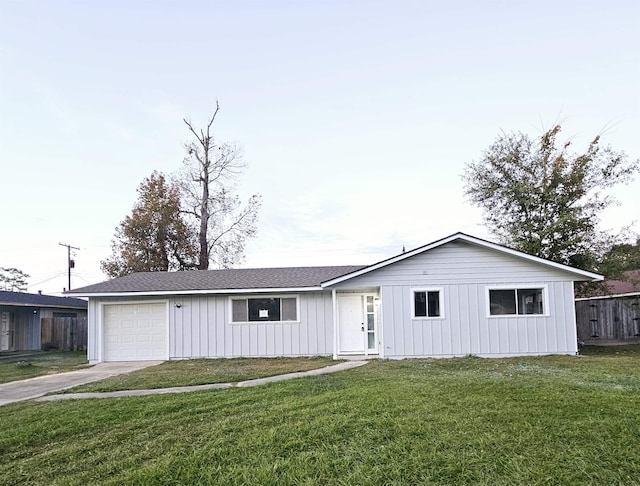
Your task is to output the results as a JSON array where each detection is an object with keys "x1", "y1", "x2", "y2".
[{"x1": 1, "y1": 0, "x2": 638, "y2": 295}]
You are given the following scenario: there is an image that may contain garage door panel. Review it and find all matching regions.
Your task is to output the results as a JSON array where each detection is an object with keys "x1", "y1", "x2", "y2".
[{"x1": 104, "y1": 303, "x2": 167, "y2": 361}]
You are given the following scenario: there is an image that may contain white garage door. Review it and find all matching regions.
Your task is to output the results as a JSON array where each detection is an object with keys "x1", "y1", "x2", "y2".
[{"x1": 103, "y1": 303, "x2": 167, "y2": 361}]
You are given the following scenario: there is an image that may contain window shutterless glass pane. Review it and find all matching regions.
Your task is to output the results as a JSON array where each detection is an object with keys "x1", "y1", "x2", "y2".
[
  {"x1": 281, "y1": 298, "x2": 297, "y2": 321},
  {"x1": 427, "y1": 291, "x2": 440, "y2": 317},
  {"x1": 232, "y1": 299, "x2": 248, "y2": 322},
  {"x1": 414, "y1": 291, "x2": 427, "y2": 317},
  {"x1": 248, "y1": 298, "x2": 281, "y2": 321},
  {"x1": 517, "y1": 289, "x2": 544, "y2": 315},
  {"x1": 366, "y1": 296, "x2": 374, "y2": 313},
  {"x1": 489, "y1": 290, "x2": 516, "y2": 315},
  {"x1": 367, "y1": 332, "x2": 375, "y2": 349},
  {"x1": 367, "y1": 314, "x2": 374, "y2": 330}
]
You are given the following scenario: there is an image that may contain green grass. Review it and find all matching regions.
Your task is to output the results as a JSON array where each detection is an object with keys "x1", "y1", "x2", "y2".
[
  {"x1": 1, "y1": 346, "x2": 640, "y2": 485},
  {"x1": 64, "y1": 356, "x2": 337, "y2": 393},
  {"x1": 580, "y1": 343, "x2": 640, "y2": 357},
  {"x1": 0, "y1": 351, "x2": 89, "y2": 384}
]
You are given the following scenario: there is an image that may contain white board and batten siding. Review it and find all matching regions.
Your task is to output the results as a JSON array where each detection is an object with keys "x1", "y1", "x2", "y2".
[
  {"x1": 332, "y1": 240, "x2": 580, "y2": 358},
  {"x1": 168, "y1": 291, "x2": 333, "y2": 359},
  {"x1": 87, "y1": 291, "x2": 334, "y2": 363}
]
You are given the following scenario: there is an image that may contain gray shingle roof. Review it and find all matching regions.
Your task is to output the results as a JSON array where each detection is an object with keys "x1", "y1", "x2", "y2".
[
  {"x1": 66, "y1": 266, "x2": 366, "y2": 294},
  {"x1": 604, "y1": 270, "x2": 640, "y2": 295},
  {"x1": 0, "y1": 290, "x2": 87, "y2": 308},
  {"x1": 576, "y1": 269, "x2": 640, "y2": 298}
]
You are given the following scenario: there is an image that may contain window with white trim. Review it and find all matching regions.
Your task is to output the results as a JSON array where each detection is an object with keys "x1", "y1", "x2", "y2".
[
  {"x1": 412, "y1": 289, "x2": 443, "y2": 318},
  {"x1": 231, "y1": 297, "x2": 298, "y2": 322},
  {"x1": 488, "y1": 288, "x2": 544, "y2": 316}
]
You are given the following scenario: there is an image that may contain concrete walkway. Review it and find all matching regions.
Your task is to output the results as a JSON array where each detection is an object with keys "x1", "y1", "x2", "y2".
[
  {"x1": 0, "y1": 361, "x2": 163, "y2": 406},
  {"x1": 37, "y1": 361, "x2": 367, "y2": 402}
]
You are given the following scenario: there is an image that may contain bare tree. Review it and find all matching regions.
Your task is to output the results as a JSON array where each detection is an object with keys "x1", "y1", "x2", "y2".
[
  {"x1": 0, "y1": 267, "x2": 30, "y2": 291},
  {"x1": 181, "y1": 102, "x2": 261, "y2": 270}
]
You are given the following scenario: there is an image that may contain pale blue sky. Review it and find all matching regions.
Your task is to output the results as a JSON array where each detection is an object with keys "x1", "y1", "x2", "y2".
[{"x1": 1, "y1": 0, "x2": 638, "y2": 294}]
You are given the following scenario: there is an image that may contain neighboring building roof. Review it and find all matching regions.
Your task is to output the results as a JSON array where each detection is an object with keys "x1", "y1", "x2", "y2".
[
  {"x1": 0, "y1": 290, "x2": 88, "y2": 309},
  {"x1": 321, "y1": 232, "x2": 603, "y2": 287},
  {"x1": 604, "y1": 270, "x2": 640, "y2": 295},
  {"x1": 575, "y1": 270, "x2": 640, "y2": 301},
  {"x1": 67, "y1": 266, "x2": 366, "y2": 296}
]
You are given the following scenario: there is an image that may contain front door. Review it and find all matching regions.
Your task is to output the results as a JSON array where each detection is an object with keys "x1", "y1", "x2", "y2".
[
  {"x1": 338, "y1": 294, "x2": 378, "y2": 355},
  {"x1": 1, "y1": 312, "x2": 11, "y2": 351}
]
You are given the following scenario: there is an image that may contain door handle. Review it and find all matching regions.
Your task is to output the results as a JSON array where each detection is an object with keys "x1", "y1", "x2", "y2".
[{"x1": 361, "y1": 324, "x2": 364, "y2": 332}]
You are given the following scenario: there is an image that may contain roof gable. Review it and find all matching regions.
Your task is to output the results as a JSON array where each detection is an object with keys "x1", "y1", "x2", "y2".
[{"x1": 321, "y1": 232, "x2": 603, "y2": 287}]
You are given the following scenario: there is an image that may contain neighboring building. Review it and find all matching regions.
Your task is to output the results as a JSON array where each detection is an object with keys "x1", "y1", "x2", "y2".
[
  {"x1": 575, "y1": 270, "x2": 640, "y2": 344},
  {"x1": 67, "y1": 233, "x2": 602, "y2": 364},
  {"x1": 0, "y1": 291, "x2": 88, "y2": 351}
]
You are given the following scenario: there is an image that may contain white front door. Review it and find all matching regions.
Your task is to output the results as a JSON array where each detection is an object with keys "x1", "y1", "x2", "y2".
[
  {"x1": 1, "y1": 312, "x2": 11, "y2": 351},
  {"x1": 338, "y1": 294, "x2": 378, "y2": 355}
]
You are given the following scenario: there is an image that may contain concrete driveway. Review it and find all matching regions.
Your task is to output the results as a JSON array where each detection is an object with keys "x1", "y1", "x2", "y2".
[{"x1": 0, "y1": 361, "x2": 162, "y2": 406}]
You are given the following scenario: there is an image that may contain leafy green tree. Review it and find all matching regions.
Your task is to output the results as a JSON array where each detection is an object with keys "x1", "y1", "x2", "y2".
[
  {"x1": 181, "y1": 102, "x2": 261, "y2": 270},
  {"x1": 599, "y1": 238, "x2": 640, "y2": 275},
  {"x1": 576, "y1": 235, "x2": 640, "y2": 297},
  {"x1": 609, "y1": 238, "x2": 640, "y2": 271},
  {"x1": 0, "y1": 267, "x2": 29, "y2": 291},
  {"x1": 463, "y1": 125, "x2": 639, "y2": 271},
  {"x1": 101, "y1": 172, "x2": 198, "y2": 278}
]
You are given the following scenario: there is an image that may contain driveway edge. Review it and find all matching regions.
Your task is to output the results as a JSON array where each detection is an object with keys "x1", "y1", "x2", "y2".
[{"x1": 36, "y1": 361, "x2": 368, "y2": 402}]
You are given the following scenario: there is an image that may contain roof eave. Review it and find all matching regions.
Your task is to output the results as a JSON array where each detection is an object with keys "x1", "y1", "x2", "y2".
[
  {"x1": 67, "y1": 286, "x2": 325, "y2": 298},
  {"x1": 0, "y1": 302, "x2": 87, "y2": 309}
]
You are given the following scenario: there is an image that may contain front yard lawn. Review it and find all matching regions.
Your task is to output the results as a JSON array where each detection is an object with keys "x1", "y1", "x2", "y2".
[
  {"x1": 2, "y1": 346, "x2": 640, "y2": 485},
  {"x1": 64, "y1": 356, "x2": 336, "y2": 393},
  {"x1": 0, "y1": 351, "x2": 89, "y2": 384}
]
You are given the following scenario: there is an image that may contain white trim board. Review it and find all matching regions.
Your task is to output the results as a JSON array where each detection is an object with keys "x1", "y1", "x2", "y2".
[
  {"x1": 71, "y1": 286, "x2": 324, "y2": 298},
  {"x1": 576, "y1": 292, "x2": 640, "y2": 301}
]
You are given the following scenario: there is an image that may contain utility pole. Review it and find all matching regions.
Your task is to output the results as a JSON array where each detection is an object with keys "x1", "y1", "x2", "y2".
[{"x1": 59, "y1": 243, "x2": 80, "y2": 291}]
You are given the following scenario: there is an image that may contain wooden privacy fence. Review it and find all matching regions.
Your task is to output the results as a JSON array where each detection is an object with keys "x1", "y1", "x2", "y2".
[
  {"x1": 41, "y1": 317, "x2": 88, "y2": 351},
  {"x1": 575, "y1": 296, "x2": 640, "y2": 343}
]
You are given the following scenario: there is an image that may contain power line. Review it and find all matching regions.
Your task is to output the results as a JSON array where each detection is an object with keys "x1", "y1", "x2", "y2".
[
  {"x1": 28, "y1": 273, "x2": 67, "y2": 289},
  {"x1": 29, "y1": 272, "x2": 66, "y2": 287},
  {"x1": 74, "y1": 274, "x2": 97, "y2": 285},
  {"x1": 27, "y1": 270, "x2": 67, "y2": 279}
]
